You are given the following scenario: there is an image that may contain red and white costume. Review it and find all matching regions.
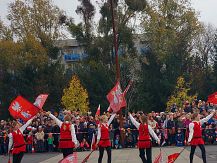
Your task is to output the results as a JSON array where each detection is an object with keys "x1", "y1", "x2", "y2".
[
  {"x1": 188, "y1": 112, "x2": 214, "y2": 145},
  {"x1": 49, "y1": 114, "x2": 78, "y2": 148},
  {"x1": 97, "y1": 114, "x2": 116, "y2": 147},
  {"x1": 8, "y1": 117, "x2": 34, "y2": 154},
  {"x1": 129, "y1": 114, "x2": 159, "y2": 148}
]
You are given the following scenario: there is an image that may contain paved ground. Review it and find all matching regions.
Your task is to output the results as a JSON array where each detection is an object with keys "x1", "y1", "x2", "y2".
[{"x1": 0, "y1": 145, "x2": 216, "y2": 163}]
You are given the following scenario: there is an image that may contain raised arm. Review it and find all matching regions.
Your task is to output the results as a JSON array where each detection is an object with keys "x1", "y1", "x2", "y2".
[
  {"x1": 97, "y1": 125, "x2": 101, "y2": 144},
  {"x1": 8, "y1": 133, "x2": 13, "y2": 153},
  {"x1": 200, "y1": 111, "x2": 215, "y2": 125},
  {"x1": 148, "y1": 125, "x2": 160, "y2": 143},
  {"x1": 129, "y1": 113, "x2": 140, "y2": 129},
  {"x1": 19, "y1": 116, "x2": 35, "y2": 133},
  {"x1": 49, "y1": 113, "x2": 63, "y2": 127},
  {"x1": 188, "y1": 123, "x2": 194, "y2": 143},
  {"x1": 107, "y1": 113, "x2": 116, "y2": 126},
  {"x1": 71, "y1": 124, "x2": 78, "y2": 147}
]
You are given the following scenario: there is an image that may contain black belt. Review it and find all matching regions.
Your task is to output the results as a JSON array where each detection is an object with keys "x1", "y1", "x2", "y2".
[
  {"x1": 14, "y1": 144, "x2": 25, "y2": 148},
  {"x1": 138, "y1": 140, "x2": 151, "y2": 142},
  {"x1": 193, "y1": 137, "x2": 202, "y2": 139},
  {"x1": 100, "y1": 139, "x2": 109, "y2": 141},
  {"x1": 60, "y1": 138, "x2": 72, "y2": 141}
]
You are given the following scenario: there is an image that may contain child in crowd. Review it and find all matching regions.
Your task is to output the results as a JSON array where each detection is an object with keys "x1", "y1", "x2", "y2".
[
  {"x1": 125, "y1": 128, "x2": 134, "y2": 148},
  {"x1": 80, "y1": 138, "x2": 90, "y2": 151},
  {"x1": 26, "y1": 132, "x2": 33, "y2": 153},
  {"x1": 114, "y1": 135, "x2": 120, "y2": 149},
  {"x1": 47, "y1": 133, "x2": 54, "y2": 152},
  {"x1": 175, "y1": 128, "x2": 184, "y2": 147}
]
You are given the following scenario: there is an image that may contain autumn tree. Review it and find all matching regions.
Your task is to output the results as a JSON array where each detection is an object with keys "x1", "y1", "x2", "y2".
[
  {"x1": 62, "y1": 75, "x2": 89, "y2": 114},
  {"x1": 167, "y1": 76, "x2": 196, "y2": 109}
]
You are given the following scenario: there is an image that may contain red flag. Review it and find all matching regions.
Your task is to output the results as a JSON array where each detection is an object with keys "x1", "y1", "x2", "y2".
[
  {"x1": 167, "y1": 153, "x2": 179, "y2": 163},
  {"x1": 9, "y1": 96, "x2": 40, "y2": 121},
  {"x1": 58, "y1": 153, "x2": 77, "y2": 163},
  {"x1": 81, "y1": 151, "x2": 94, "y2": 163},
  {"x1": 96, "y1": 104, "x2": 100, "y2": 116},
  {"x1": 123, "y1": 80, "x2": 133, "y2": 96},
  {"x1": 107, "y1": 105, "x2": 112, "y2": 112},
  {"x1": 33, "y1": 94, "x2": 48, "y2": 109},
  {"x1": 91, "y1": 133, "x2": 96, "y2": 150},
  {"x1": 107, "y1": 82, "x2": 126, "y2": 113},
  {"x1": 154, "y1": 150, "x2": 163, "y2": 163}
]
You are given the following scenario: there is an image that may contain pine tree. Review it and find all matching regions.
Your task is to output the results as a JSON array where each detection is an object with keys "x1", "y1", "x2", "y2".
[
  {"x1": 167, "y1": 76, "x2": 197, "y2": 110},
  {"x1": 61, "y1": 75, "x2": 89, "y2": 114}
]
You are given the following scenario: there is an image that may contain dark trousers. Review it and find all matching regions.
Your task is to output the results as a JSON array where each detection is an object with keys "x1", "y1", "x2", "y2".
[
  {"x1": 62, "y1": 148, "x2": 73, "y2": 158},
  {"x1": 190, "y1": 145, "x2": 206, "y2": 163},
  {"x1": 98, "y1": 146, "x2": 111, "y2": 163},
  {"x1": 139, "y1": 148, "x2": 152, "y2": 163},
  {"x1": 13, "y1": 152, "x2": 24, "y2": 163}
]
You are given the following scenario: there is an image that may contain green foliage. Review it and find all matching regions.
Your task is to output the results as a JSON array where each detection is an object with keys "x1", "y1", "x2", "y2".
[
  {"x1": 167, "y1": 76, "x2": 197, "y2": 109},
  {"x1": 62, "y1": 75, "x2": 89, "y2": 114}
]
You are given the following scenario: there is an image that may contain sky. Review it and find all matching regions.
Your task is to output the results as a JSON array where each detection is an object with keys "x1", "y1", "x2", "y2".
[{"x1": 0, "y1": 0, "x2": 217, "y2": 26}]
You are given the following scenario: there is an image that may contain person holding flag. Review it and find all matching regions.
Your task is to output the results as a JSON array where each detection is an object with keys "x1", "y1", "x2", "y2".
[
  {"x1": 46, "y1": 111, "x2": 78, "y2": 158},
  {"x1": 128, "y1": 112, "x2": 160, "y2": 163},
  {"x1": 8, "y1": 116, "x2": 36, "y2": 163},
  {"x1": 188, "y1": 110, "x2": 216, "y2": 163},
  {"x1": 97, "y1": 113, "x2": 116, "y2": 163}
]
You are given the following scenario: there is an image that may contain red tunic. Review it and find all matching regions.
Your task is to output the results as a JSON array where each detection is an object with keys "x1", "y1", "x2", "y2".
[
  {"x1": 26, "y1": 135, "x2": 33, "y2": 145},
  {"x1": 138, "y1": 124, "x2": 151, "y2": 149},
  {"x1": 12, "y1": 129, "x2": 26, "y2": 154},
  {"x1": 98, "y1": 124, "x2": 111, "y2": 147},
  {"x1": 59, "y1": 123, "x2": 75, "y2": 149},
  {"x1": 190, "y1": 122, "x2": 204, "y2": 146}
]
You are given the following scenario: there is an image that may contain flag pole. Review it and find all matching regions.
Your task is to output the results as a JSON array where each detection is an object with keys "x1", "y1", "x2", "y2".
[{"x1": 110, "y1": 0, "x2": 125, "y2": 146}]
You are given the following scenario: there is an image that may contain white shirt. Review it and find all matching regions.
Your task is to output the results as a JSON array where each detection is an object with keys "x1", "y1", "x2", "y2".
[
  {"x1": 8, "y1": 117, "x2": 35, "y2": 152},
  {"x1": 97, "y1": 114, "x2": 116, "y2": 142},
  {"x1": 49, "y1": 113, "x2": 78, "y2": 146},
  {"x1": 188, "y1": 112, "x2": 214, "y2": 143},
  {"x1": 129, "y1": 114, "x2": 159, "y2": 142}
]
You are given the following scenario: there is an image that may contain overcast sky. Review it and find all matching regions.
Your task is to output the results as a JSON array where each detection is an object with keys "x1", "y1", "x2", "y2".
[{"x1": 0, "y1": 0, "x2": 217, "y2": 26}]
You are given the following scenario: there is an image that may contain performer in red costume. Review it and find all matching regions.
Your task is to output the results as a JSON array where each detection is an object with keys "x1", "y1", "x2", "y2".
[
  {"x1": 188, "y1": 110, "x2": 216, "y2": 163},
  {"x1": 128, "y1": 113, "x2": 160, "y2": 163},
  {"x1": 97, "y1": 113, "x2": 116, "y2": 163},
  {"x1": 47, "y1": 111, "x2": 78, "y2": 158},
  {"x1": 8, "y1": 117, "x2": 35, "y2": 163}
]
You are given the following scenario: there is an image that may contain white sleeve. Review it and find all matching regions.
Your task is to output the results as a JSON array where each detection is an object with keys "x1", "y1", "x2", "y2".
[
  {"x1": 49, "y1": 113, "x2": 63, "y2": 127},
  {"x1": 8, "y1": 133, "x2": 13, "y2": 153},
  {"x1": 97, "y1": 125, "x2": 101, "y2": 142},
  {"x1": 129, "y1": 114, "x2": 140, "y2": 129},
  {"x1": 71, "y1": 124, "x2": 78, "y2": 145},
  {"x1": 148, "y1": 125, "x2": 159, "y2": 142},
  {"x1": 19, "y1": 116, "x2": 35, "y2": 133},
  {"x1": 107, "y1": 113, "x2": 116, "y2": 126},
  {"x1": 188, "y1": 123, "x2": 194, "y2": 143},
  {"x1": 200, "y1": 112, "x2": 214, "y2": 125}
]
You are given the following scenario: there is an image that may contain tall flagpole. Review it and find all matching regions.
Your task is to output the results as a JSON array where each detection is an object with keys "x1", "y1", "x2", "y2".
[{"x1": 110, "y1": 0, "x2": 124, "y2": 146}]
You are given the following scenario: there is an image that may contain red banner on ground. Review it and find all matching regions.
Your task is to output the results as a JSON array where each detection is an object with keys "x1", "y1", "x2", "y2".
[
  {"x1": 58, "y1": 153, "x2": 77, "y2": 163},
  {"x1": 167, "y1": 153, "x2": 179, "y2": 163}
]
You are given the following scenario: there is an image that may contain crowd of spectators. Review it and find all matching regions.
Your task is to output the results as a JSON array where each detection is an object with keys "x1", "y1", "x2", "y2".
[{"x1": 0, "y1": 99, "x2": 216, "y2": 155}]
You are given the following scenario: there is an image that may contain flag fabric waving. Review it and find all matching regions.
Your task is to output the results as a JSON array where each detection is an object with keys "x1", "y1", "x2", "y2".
[
  {"x1": 107, "y1": 105, "x2": 112, "y2": 112},
  {"x1": 154, "y1": 150, "x2": 163, "y2": 163},
  {"x1": 207, "y1": 92, "x2": 217, "y2": 104},
  {"x1": 167, "y1": 153, "x2": 179, "y2": 163},
  {"x1": 58, "y1": 153, "x2": 77, "y2": 163},
  {"x1": 123, "y1": 80, "x2": 133, "y2": 96},
  {"x1": 106, "y1": 82, "x2": 126, "y2": 113},
  {"x1": 96, "y1": 104, "x2": 100, "y2": 116},
  {"x1": 33, "y1": 94, "x2": 48, "y2": 109},
  {"x1": 9, "y1": 96, "x2": 40, "y2": 121},
  {"x1": 91, "y1": 133, "x2": 96, "y2": 150}
]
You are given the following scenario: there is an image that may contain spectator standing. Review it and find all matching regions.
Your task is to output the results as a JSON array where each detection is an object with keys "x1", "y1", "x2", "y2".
[{"x1": 35, "y1": 126, "x2": 45, "y2": 152}]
